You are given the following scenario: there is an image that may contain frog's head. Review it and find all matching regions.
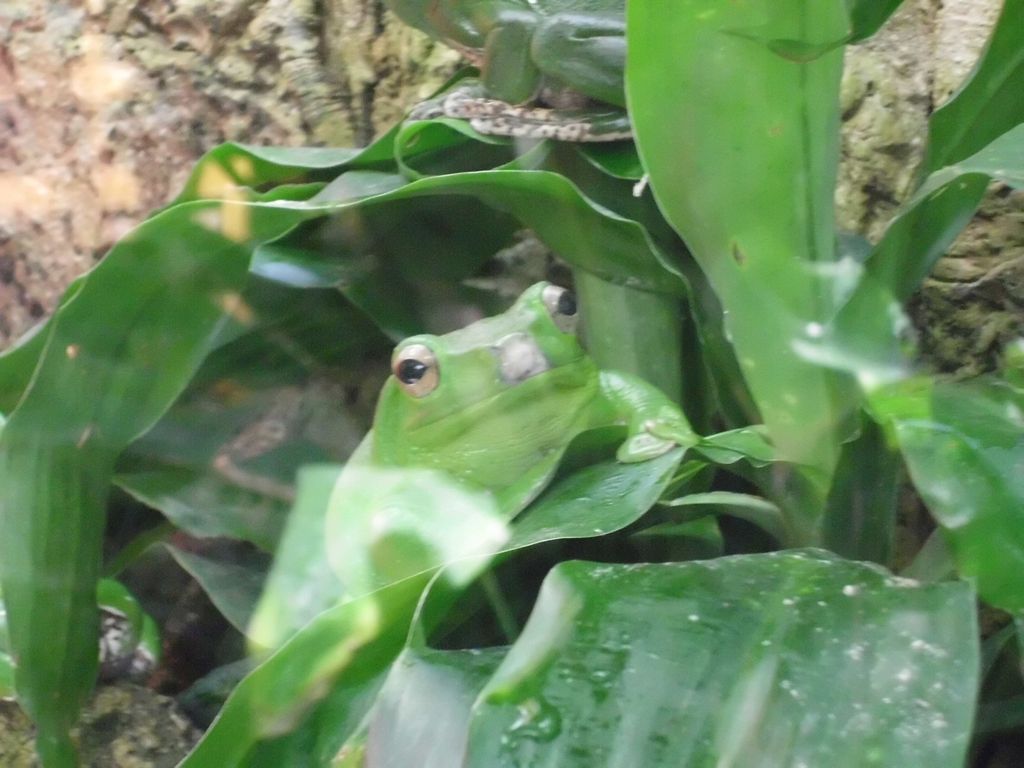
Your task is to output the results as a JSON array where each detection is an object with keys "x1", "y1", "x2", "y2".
[{"x1": 371, "y1": 282, "x2": 599, "y2": 482}]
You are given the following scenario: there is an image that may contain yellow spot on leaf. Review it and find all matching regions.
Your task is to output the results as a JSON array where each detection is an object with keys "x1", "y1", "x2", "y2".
[{"x1": 216, "y1": 291, "x2": 255, "y2": 325}]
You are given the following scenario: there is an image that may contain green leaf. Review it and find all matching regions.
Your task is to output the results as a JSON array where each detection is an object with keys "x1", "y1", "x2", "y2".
[
  {"x1": 628, "y1": 0, "x2": 855, "y2": 477},
  {"x1": 844, "y1": 0, "x2": 905, "y2": 43},
  {"x1": 197, "y1": 440, "x2": 680, "y2": 761},
  {"x1": 862, "y1": 124, "x2": 1024, "y2": 305},
  {"x1": 166, "y1": 542, "x2": 270, "y2": 635},
  {"x1": 395, "y1": 119, "x2": 514, "y2": 178},
  {"x1": 365, "y1": 645, "x2": 507, "y2": 766},
  {"x1": 794, "y1": 126, "x2": 1024, "y2": 387},
  {"x1": 0, "y1": 277, "x2": 85, "y2": 415},
  {"x1": 917, "y1": 123, "x2": 1024, "y2": 196},
  {"x1": 660, "y1": 490, "x2": 788, "y2": 545},
  {"x1": 694, "y1": 426, "x2": 775, "y2": 466},
  {"x1": 463, "y1": 552, "x2": 977, "y2": 766},
  {"x1": 179, "y1": 579, "x2": 419, "y2": 768},
  {"x1": 175, "y1": 130, "x2": 400, "y2": 204},
  {"x1": 574, "y1": 273, "x2": 685, "y2": 405},
  {"x1": 923, "y1": 0, "x2": 1024, "y2": 174},
  {"x1": 255, "y1": 194, "x2": 520, "y2": 339},
  {"x1": 575, "y1": 143, "x2": 645, "y2": 181},
  {"x1": 860, "y1": 176, "x2": 988, "y2": 305},
  {"x1": 0, "y1": 200, "x2": 302, "y2": 761},
  {"x1": 823, "y1": 413, "x2": 900, "y2": 564},
  {"x1": 870, "y1": 376, "x2": 1024, "y2": 612},
  {"x1": 320, "y1": 169, "x2": 685, "y2": 295},
  {"x1": 325, "y1": 467, "x2": 510, "y2": 599},
  {"x1": 507, "y1": 447, "x2": 683, "y2": 550},
  {"x1": 181, "y1": 470, "x2": 507, "y2": 766},
  {"x1": 116, "y1": 466, "x2": 288, "y2": 552},
  {"x1": 115, "y1": 280, "x2": 384, "y2": 553},
  {"x1": 631, "y1": 516, "x2": 726, "y2": 561},
  {"x1": 248, "y1": 465, "x2": 344, "y2": 651}
]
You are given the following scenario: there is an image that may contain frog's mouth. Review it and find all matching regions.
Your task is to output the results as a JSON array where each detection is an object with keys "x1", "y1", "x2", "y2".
[{"x1": 491, "y1": 332, "x2": 550, "y2": 385}]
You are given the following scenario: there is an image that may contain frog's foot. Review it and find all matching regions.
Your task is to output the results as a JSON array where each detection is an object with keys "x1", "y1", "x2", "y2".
[
  {"x1": 409, "y1": 84, "x2": 632, "y2": 142},
  {"x1": 616, "y1": 412, "x2": 698, "y2": 463}
]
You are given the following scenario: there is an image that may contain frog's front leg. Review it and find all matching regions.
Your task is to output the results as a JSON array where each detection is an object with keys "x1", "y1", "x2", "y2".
[
  {"x1": 596, "y1": 370, "x2": 697, "y2": 462},
  {"x1": 533, "y1": 13, "x2": 626, "y2": 107}
]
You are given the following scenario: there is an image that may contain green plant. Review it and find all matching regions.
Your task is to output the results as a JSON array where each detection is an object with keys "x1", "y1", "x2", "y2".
[{"x1": 0, "y1": 0, "x2": 1022, "y2": 765}]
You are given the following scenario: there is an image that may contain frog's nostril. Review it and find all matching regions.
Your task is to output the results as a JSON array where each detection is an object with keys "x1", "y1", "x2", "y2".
[{"x1": 494, "y1": 333, "x2": 550, "y2": 383}]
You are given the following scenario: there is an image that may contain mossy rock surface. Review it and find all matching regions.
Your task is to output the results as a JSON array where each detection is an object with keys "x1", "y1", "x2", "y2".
[{"x1": 0, "y1": 683, "x2": 199, "y2": 768}]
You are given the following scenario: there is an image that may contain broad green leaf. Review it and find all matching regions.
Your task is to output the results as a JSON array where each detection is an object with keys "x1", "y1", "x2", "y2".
[
  {"x1": 901, "y1": 531, "x2": 956, "y2": 583},
  {"x1": 660, "y1": 490, "x2": 788, "y2": 545},
  {"x1": 311, "y1": 169, "x2": 686, "y2": 295},
  {"x1": 238, "y1": 673, "x2": 386, "y2": 767},
  {"x1": 251, "y1": 463, "x2": 507, "y2": 652},
  {"x1": 179, "y1": 579, "x2": 420, "y2": 768},
  {"x1": 870, "y1": 376, "x2": 1024, "y2": 612},
  {"x1": 860, "y1": 125, "x2": 1023, "y2": 306},
  {"x1": 792, "y1": 127, "x2": 1024, "y2": 387},
  {"x1": 923, "y1": 0, "x2": 1024, "y2": 174},
  {"x1": 575, "y1": 273, "x2": 684, "y2": 404},
  {"x1": 326, "y1": 467, "x2": 509, "y2": 599},
  {"x1": 198, "y1": 444, "x2": 682, "y2": 762},
  {"x1": 181, "y1": 472, "x2": 507, "y2": 766},
  {"x1": 861, "y1": 175, "x2": 988, "y2": 305},
  {"x1": 694, "y1": 425, "x2": 775, "y2": 466},
  {"x1": 976, "y1": 694, "x2": 1024, "y2": 737},
  {"x1": 845, "y1": 0, "x2": 905, "y2": 42},
  {"x1": 395, "y1": 119, "x2": 514, "y2": 178},
  {"x1": 576, "y1": 143, "x2": 645, "y2": 180},
  {"x1": 464, "y1": 552, "x2": 978, "y2": 766},
  {"x1": 115, "y1": 281, "x2": 384, "y2": 552},
  {"x1": 628, "y1": 0, "x2": 855, "y2": 477},
  {"x1": 248, "y1": 167, "x2": 684, "y2": 349},
  {"x1": 250, "y1": 432, "x2": 681, "y2": 656},
  {"x1": 0, "y1": 277, "x2": 85, "y2": 414},
  {"x1": 0, "y1": 200, "x2": 303, "y2": 763},
  {"x1": 631, "y1": 516, "x2": 726, "y2": 561},
  {"x1": 823, "y1": 413, "x2": 900, "y2": 564},
  {"x1": 116, "y1": 466, "x2": 288, "y2": 552},
  {"x1": 507, "y1": 448, "x2": 683, "y2": 550},
  {"x1": 365, "y1": 646, "x2": 507, "y2": 767},
  {"x1": 175, "y1": 128, "x2": 400, "y2": 204},
  {"x1": 254, "y1": 194, "x2": 520, "y2": 339},
  {"x1": 248, "y1": 465, "x2": 344, "y2": 651},
  {"x1": 166, "y1": 543, "x2": 270, "y2": 635},
  {"x1": 917, "y1": 123, "x2": 1024, "y2": 197}
]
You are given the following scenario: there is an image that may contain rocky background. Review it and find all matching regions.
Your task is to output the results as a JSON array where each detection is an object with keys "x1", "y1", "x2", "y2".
[
  {"x1": 2, "y1": 0, "x2": 1020, "y2": 368},
  {"x1": 0, "y1": 0, "x2": 459, "y2": 345}
]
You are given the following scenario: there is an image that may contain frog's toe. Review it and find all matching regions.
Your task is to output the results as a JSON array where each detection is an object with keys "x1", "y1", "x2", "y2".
[{"x1": 616, "y1": 433, "x2": 675, "y2": 463}]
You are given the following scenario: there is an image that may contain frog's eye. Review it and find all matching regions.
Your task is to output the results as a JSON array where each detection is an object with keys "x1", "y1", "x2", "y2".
[
  {"x1": 541, "y1": 284, "x2": 578, "y2": 333},
  {"x1": 392, "y1": 343, "x2": 439, "y2": 397}
]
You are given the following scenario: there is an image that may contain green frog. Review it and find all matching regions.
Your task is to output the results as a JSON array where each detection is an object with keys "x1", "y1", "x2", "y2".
[
  {"x1": 250, "y1": 282, "x2": 694, "y2": 648},
  {"x1": 368, "y1": 281, "x2": 692, "y2": 514}
]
